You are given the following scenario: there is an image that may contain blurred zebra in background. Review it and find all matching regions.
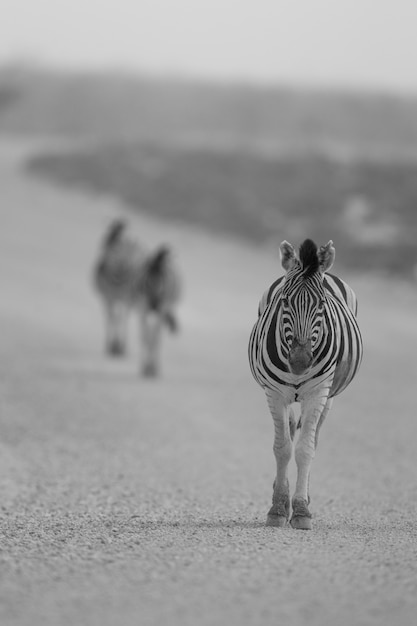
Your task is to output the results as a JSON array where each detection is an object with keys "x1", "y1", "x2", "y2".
[
  {"x1": 93, "y1": 219, "x2": 181, "y2": 377},
  {"x1": 137, "y1": 245, "x2": 181, "y2": 377},
  {"x1": 93, "y1": 219, "x2": 146, "y2": 357},
  {"x1": 248, "y1": 239, "x2": 362, "y2": 529}
]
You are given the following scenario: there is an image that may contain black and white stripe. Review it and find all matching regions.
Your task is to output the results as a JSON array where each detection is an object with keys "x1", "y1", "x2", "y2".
[{"x1": 248, "y1": 238, "x2": 363, "y2": 529}]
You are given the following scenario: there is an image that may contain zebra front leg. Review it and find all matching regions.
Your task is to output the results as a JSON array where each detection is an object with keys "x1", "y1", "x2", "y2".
[
  {"x1": 105, "y1": 301, "x2": 127, "y2": 356},
  {"x1": 290, "y1": 392, "x2": 331, "y2": 530},
  {"x1": 265, "y1": 391, "x2": 293, "y2": 527},
  {"x1": 140, "y1": 308, "x2": 162, "y2": 377}
]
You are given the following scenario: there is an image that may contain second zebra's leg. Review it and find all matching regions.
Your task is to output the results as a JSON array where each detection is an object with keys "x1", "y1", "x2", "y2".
[
  {"x1": 291, "y1": 392, "x2": 332, "y2": 530},
  {"x1": 106, "y1": 301, "x2": 127, "y2": 356},
  {"x1": 265, "y1": 390, "x2": 293, "y2": 527},
  {"x1": 139, "y1": 308, "x2": 162, "y2": 377}
]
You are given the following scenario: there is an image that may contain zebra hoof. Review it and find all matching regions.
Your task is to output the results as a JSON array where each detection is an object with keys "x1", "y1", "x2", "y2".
[
  {"x1": 290, "y1": 516, "x2": 312, "y2": 530},
  {"x1": 266, "y1": 515, "x2": 288, "y2": 528},
  {"x1": 142, "y1": 363, "x2": 158, "y2": 378},
  {"x1": 107, "y1": 342, "x2": 125, "y2": 357}
]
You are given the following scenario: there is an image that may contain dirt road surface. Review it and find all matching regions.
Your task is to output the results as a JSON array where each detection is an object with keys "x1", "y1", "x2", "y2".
[{"x1": 1, "y1": 140, "x2": 417, "y2": 626}]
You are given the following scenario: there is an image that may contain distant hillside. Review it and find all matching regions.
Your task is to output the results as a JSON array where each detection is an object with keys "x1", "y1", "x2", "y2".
[
  {"x1": 2, "y1": 65, "x2": 417, "y2": 156},
  {"x1": 3, "y1": 65, "x2": 417, "y2": 277},
  {"x1": 26, "y1": 141, "x2": 417, "y2": 278}
]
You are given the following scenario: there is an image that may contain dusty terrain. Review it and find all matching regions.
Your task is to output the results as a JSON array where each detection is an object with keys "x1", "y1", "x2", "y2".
[{"x1": 1, "y1": 140, "x2": 417, "y2": 626}]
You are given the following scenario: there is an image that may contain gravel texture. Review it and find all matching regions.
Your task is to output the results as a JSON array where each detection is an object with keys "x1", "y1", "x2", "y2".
[{"x1": 1, "y1": 140, "x2": 417, "y2": 626}]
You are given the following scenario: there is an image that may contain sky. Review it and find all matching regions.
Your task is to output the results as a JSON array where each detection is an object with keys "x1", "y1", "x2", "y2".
[{"x1": 1, "y1": 0, "x2": 417, "y2": 93}]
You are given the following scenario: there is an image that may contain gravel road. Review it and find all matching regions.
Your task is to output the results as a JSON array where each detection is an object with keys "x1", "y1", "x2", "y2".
[{"x1": 1, "y1": 140, "x2": 417, "y2": 626}]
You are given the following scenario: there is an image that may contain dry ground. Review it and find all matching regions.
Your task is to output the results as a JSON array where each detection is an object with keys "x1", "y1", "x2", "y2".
[{"x1": 1, "y1": 140, "x2": 417, "y2": 626}]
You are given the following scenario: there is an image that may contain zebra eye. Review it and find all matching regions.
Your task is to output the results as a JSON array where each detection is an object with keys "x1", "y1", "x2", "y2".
[{"x1": 282, "y1": 297, "x2": 289, "y2": 306}]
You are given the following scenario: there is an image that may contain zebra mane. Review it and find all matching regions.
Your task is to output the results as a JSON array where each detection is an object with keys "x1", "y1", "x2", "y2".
[{"x1": 299, "y1": 239, "x2": 319, "y2": 277}]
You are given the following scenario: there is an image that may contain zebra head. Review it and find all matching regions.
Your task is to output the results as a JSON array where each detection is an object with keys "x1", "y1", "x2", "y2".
[
  {"x1": 279, "y1": 238, "x2": 335, "y2": 375},
  {"x1": 103, "y1": 218, "x2": 127, "y2": 248}
]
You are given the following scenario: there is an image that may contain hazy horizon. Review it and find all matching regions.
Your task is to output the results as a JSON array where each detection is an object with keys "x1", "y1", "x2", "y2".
[{"x1": 1, "y1": 0, "x2": 417, "y2": 95}]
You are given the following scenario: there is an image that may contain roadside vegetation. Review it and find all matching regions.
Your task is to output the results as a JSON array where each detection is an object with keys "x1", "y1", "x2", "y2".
[{"x1": 1, "y1": 64, "x2": 416, "y2": 277}]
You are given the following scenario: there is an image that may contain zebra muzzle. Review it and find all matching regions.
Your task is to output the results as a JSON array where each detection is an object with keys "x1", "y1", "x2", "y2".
[{"x1": 288, "y1": 339, "x2": 313, "y2": 375}]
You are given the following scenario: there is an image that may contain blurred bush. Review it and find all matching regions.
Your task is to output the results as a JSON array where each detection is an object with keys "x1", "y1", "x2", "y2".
[
  {"x1": 2, "y1": 64, "x2": 416, "y2": 277},
  {"x1": 26, "y1": 142, "x2": 417, "y2": 277}
]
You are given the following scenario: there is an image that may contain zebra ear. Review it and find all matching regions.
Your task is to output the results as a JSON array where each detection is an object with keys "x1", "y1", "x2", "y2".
[
  {"x1": 318, "y1": 240, "x2": 335, "y2": 273},
  {"x1": 280, "y1": 241, "x2": 297, "y2": 271}
]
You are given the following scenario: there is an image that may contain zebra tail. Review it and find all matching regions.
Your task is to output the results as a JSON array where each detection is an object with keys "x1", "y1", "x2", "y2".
[{"x1": 289, "y1": 408, "x2": 302, "y2": 441}]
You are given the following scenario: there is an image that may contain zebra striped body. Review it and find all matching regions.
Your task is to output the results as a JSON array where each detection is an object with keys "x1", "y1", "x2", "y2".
[
  {"x1": 94, "y1": 219, "x2": 146, "y2": 356},
  {"x1": 249, "y1": 272, "x2": 362, "y2": 401},
  {"x1": 136, "y1": 246, "x2": 181, "y2": 377},
  {"x1": 248, "y1": 239, "x2": 363, "y2": 529},
  {"x1": 93, "y1": 219, "x2": 181, "y2": 376}
]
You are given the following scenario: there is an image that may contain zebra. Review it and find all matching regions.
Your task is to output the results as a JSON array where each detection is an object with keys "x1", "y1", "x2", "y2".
[
  {"x1": 93, "y1": 218, "x2": 146, "y2": 357},
  {"x1": 93, "y1": 219, "x2": 181, "y2": 377},
  {"x1": 248, "y1": 239, "x2": 363, "y2": 530},
  {"x1": 136, "y1": 245, "x2": 181, "y2": 377}
]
